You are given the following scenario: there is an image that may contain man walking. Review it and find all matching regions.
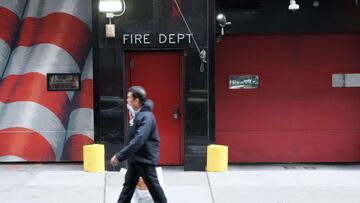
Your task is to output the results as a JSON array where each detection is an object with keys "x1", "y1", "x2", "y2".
[{"x1": 111, "y1": 86, "x2": 167, "y2": 203}]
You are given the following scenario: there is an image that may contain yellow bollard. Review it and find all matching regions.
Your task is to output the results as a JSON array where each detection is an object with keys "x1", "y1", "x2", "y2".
[
  {"x1": 83, "y1": 144, "x2": 105, "y2": 173},
  {"x1": 206, "y1": 144, "x2": 228, "y2": 172}
]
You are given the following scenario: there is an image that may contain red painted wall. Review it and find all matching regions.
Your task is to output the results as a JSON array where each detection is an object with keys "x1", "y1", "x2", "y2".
[{"x1": 216, "y1": 34, "x2": 360, "y2": 162}]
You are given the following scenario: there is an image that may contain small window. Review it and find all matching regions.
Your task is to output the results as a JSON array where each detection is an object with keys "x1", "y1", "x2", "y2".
[
  {"x1": 229, "y1": 75, "x2": 259, "y2": 89},
  {"x1": 47, "y1": 73, "x2": 81, "y2": 91},
  {"x1": 332, "y1": 73, "x2": 360, "y2": 88}
]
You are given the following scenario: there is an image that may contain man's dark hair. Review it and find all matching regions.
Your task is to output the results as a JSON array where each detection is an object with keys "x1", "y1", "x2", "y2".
[{"x1": 128, "y1": 86, "x2": 147, "y2": 105}]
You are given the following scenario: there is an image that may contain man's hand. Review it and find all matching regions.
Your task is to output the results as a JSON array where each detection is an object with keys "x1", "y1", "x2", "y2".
[{"x1": 110, "y1": 155, "x2": 119, "y2": 166}]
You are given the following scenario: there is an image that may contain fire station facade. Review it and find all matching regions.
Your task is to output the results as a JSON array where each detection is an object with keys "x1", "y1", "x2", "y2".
[{"x1": 95, "y1": 0, "x2": 360, "y2": 171}]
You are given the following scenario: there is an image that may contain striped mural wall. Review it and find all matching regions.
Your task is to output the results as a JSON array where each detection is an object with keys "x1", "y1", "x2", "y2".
[{"x1": 0, "y1": 0, "x2": 94, "y2": 162}]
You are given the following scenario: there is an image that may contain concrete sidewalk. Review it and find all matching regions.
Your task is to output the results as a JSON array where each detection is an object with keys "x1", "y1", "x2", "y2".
[{"x1": 1, "y1": 163, "x2": 360, "y2": 203}]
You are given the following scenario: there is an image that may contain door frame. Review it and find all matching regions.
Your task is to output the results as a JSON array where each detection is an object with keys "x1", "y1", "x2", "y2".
[{"x1": 124, "y1": 50, "x2": 185, "y2": 165}]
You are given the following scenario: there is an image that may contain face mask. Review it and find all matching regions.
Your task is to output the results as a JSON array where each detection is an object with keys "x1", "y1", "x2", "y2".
[
  {"x1": 127, "y1": 104, "x2": 135, "y2": 125},
  {"x1": 127, "y1": 104, "x2": 135, "y2": 113},
  {"x1": 128, "y1": 104, "x2": 138, "y2": 122}
]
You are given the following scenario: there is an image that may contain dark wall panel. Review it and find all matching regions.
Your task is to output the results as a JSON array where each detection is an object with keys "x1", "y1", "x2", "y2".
[
  {"x1": 217, "y1": 0, "x2": 360, "y2": 34},
  {"x1": 94, "y1": 0, "x2": 213, "y2": 171}
]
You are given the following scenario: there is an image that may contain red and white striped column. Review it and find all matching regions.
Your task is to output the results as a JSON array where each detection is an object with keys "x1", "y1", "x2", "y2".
[
  {"x1": 0, "y1": 0, "x2": 92, "y2": 162},
  {"x1": 0, "y1": 1, "x2": 26, "y2": 77},
  {"x1": 62, "y1": 50, "x2": 94, "y2": 161}
]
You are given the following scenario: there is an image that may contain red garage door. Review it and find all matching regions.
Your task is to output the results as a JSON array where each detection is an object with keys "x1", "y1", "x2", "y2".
[{"x1": 216, "y1": 34, "x2": 360, "y2": 163}]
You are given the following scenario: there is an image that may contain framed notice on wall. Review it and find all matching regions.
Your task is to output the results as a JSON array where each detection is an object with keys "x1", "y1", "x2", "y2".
[
  {"x1": 47, "y1": 73, "x2": 81, "y2": 91},
  {"x1": 229, "y1": 75, "x2": 259, "y2": 89}
]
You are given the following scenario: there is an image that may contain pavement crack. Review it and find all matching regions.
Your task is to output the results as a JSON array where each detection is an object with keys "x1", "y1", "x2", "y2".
[{"x1": 206, "y1": 172, "x2": 215, "y2": 203}]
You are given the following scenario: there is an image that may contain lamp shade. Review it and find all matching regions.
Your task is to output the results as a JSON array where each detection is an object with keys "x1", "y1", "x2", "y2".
[{"x1": 99, "y1": 0, "x2": 123, "y2": 13}]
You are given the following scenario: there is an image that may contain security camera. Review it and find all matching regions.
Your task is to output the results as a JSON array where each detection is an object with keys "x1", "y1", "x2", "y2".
[
  {"x1": 288, "y1": 0, "x2": 300, "y2": 11},
  {"x1": 216, "y1": 13, "x2": 231, "y2": 36}
]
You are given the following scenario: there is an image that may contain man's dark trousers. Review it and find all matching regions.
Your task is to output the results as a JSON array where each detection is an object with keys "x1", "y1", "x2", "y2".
[{"x1": 117, "y1": 163, "x2": 167, "y2": 203}]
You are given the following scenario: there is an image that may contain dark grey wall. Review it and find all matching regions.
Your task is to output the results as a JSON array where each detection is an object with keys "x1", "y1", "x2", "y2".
[
  {"x1": 217, "y1": 0, "x2": 360, "y2": 34},
  {"x1": 93, "y1": 0, "x2": 214, "y2": 171}
]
